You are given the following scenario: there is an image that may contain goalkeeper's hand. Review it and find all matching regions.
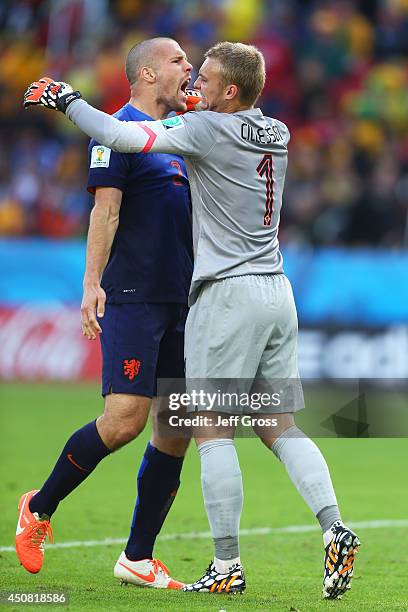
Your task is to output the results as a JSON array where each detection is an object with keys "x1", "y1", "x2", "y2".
[
  {"x1": 23, "y1": 77, "x2": 82, "y2": 113},
  {"x1": 177, "y1": 89, "x2": 203, "y2": 115}
]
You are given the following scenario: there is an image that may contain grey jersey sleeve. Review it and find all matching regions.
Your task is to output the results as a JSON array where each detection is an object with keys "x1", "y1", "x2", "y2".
[
  {"x1": 66, "y1": 99, "x2": 215, "y2": 158},
  {"x1": 275, "y1": 118, "x2": 290, "y2": 146}
]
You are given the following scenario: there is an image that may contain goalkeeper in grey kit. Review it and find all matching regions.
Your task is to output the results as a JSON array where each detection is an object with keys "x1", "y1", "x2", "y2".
[{"x1": 24, "y1": 41, "x2": 360, "y2": 600}]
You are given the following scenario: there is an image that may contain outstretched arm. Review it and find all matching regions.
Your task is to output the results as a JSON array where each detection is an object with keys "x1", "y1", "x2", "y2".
[
  {"x1": 23, "y1": 78, "x2": 201, "y2": 156},
  {"x1": 67, "y1": 99, "x2": 174, "y2": 154}
]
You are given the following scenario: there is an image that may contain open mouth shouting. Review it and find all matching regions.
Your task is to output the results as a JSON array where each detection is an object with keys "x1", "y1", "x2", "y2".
[{"x1": 179, "y1": 77, "x2": 191, "y2": 102}]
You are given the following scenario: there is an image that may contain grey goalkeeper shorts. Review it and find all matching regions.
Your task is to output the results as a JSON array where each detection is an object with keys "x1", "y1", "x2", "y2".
[{"x1": 184, "y1": 274, "x2": 304, "y2": 415}]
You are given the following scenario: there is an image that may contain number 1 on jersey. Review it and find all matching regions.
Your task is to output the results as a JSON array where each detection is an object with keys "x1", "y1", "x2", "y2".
[{"x1": 256, "y1": 154, "x2": 274, "y2": 226}]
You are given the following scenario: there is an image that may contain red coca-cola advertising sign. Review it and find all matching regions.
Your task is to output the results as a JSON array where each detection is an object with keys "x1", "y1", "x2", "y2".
[{"x1": 0, "y1": 307, "x2": 101, "y2": 381}]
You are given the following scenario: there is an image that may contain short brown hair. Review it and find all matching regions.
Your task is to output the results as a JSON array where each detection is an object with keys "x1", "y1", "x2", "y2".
[
  {"x1": 125, "y1": 37, "x2": 175, "y2": 86},
  {"x1": 204, "y1": 41, "x2": 266, "y2": 106}
]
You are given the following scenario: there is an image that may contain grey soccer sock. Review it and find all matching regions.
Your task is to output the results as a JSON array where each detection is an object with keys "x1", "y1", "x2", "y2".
[
  {"x1": 198, "y1": 438, "x2": 243, "y2": 560},
  {"x1": 271, "y1": 426, "x2": 340, "y2": 531},
  {"x1": 317, "y1": 505, "x2": 342, "y2": 534}
]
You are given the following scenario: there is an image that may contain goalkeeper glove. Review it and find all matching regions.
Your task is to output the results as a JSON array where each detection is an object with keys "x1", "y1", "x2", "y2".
[
  {"x1": 24, "y1": 77, "x2": 82, "y2": 113},
  {"x1": 177, "y1": 89, "x2": 203, "y2": 114}
]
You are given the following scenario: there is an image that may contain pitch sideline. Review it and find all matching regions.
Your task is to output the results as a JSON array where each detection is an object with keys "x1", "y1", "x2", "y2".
[{"x1": 2, "y1": 519, "x2": 407, "y2": 553}]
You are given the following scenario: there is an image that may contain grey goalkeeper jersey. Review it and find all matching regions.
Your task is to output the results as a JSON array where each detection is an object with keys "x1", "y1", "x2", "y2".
[{"x1": 68, "y1": 101, "x2": 289, "y2": 305}]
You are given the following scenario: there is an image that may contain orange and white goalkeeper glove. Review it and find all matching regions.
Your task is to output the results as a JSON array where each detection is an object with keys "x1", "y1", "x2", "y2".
[
  {"x1": 177, "y1": 89, "x2": 203, "y2": 114},
  {"x1": 23, "y1": 77, "x2": 82, "y2": 113}
]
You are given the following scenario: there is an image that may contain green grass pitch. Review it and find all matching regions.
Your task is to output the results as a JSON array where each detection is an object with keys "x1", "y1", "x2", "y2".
[{"x1": 0, "y1": 382, "x2": 407, "y2": 611}]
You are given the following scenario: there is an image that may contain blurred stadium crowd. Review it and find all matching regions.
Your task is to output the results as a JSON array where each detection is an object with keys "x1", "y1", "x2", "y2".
[{"x1": 0, "y1": 0, "x2": 407, "y2": 245}]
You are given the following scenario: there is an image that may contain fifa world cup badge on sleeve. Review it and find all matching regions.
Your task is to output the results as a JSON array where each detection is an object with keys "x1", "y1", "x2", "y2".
[
  {"x1": 90, "y1": 146, "x2": 111, "y2": 168},
  {"x1": 161, "y1": 116, "x2": 185, "y2": 131}
]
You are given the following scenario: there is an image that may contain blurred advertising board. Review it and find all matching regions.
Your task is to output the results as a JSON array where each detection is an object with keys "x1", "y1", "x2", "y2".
[{"x1": 299, "y1": 326, "x2": 408, "y2": 382}]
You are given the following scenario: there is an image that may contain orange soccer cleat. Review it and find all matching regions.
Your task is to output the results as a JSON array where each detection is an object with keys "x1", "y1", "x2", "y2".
[{"x1": 15, "y1": 490, "x2": 53, "y2": 574}]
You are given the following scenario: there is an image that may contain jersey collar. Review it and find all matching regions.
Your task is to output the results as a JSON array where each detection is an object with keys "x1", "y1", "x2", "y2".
[
  {"x1": 234, "y1": 107, "x2": 263, "y2": 117},
  {"x1": 124, "y1": 103, "x2": 153, "y2": 122}
]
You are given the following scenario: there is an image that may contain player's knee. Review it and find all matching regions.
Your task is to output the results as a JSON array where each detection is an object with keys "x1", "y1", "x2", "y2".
[
  {"x1": 99, "y1": 393, "x2": 151, "y2": 449},
  {"x1": 257, "y1": 413, "x2": 296, "y2": 447},
  {"x1": 116, "y1": 415, "x2": 147, "y2": 446},
  {"x1": 98, "y1": 412, "x2": 147, "y2": 450}
]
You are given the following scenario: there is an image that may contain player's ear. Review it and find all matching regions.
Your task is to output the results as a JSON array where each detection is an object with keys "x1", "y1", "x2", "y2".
[
  {"x1": 225, "y1": 84, "x2": 238, "y2": 100},
  {"x1": 141, "y1": 66, "x2": 156, "y2": 84}
]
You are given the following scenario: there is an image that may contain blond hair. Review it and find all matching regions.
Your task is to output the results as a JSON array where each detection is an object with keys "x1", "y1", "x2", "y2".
[{"x1": 204, "y1": 41, "x2": 266, "y2": 106}]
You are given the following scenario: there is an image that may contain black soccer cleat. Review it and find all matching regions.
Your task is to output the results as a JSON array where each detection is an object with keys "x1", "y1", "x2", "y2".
[
  {"x1": 323, "y1": 522, "x2": 360, "y2": 599},
  {"x1": 182, "y1": 560, "x2": 246, "y2": 594}
]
